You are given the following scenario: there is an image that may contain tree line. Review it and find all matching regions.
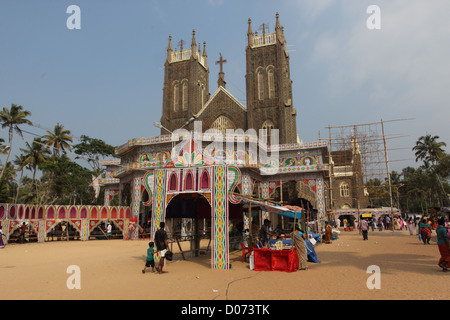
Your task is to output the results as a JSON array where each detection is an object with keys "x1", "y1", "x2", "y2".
[
  {"x1": 365, "y1": 134, "x2": 450, "y2": 214},
  {"x1": 0, "y1": 104, "x2": 116, "y2": 205},
  {"x1": 1, "y1": 104, "x2": 448, "y2": 213}
]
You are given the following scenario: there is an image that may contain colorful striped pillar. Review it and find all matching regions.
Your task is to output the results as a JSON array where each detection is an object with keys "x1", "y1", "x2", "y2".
[
  {"x1": 151, "y1": 169, "x2": 166, "y2": 263},
  {"x1": 152, "y1": 169, "x2": 166, "y2": 239},
  {"x1": 212, "y1": 165, "x2": 229, "y2": 269}
]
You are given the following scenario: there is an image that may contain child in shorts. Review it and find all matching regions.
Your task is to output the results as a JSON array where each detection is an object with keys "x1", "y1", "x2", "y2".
[{"x1": 142, "y1": 241, "x2": 155, "y2": 274}]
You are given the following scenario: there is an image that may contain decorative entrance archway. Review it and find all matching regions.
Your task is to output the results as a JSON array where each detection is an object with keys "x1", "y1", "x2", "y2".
[
  {"x1": 142, "y1": 165, "x2": 241, "y2": 269},
  {"x1": 165, "y1": 192, "x2": 212, "y2": 258}
]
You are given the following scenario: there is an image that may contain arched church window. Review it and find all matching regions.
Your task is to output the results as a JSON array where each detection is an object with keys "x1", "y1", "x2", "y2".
[
  {"x1": 210, "y1": 115, "x2": 235, "y2": 134},
  {"x1": 257, "y1": 69, "x2": 265, "y2": 100},
  {"x1": 340, "y1": 182, "x2": 350, "y2": 198},
  {"x1": 173, "y1": 82, "x2": 179, "y2": 111},
  {"x1": 268, "y1": 68, "x2": 275, "y2": 99},
  {"x1": 261, "y1": 120, "x2": 275, "y2": 144},
  {"x1": 182, "y1": 80, "x2": 188, "y2": 111}
]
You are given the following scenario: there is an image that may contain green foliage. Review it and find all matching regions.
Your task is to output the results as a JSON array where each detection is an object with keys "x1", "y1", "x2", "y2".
[
  {"x1": 41, "y1": 123, "x2": 73, "y2": 156},
  {"x1": 73, "y1": 135, "x2": 116, "y2": 173},
  {"x1": 366, "y1": 134, "x2": 449, "y2": 213},
  {"x1": 0, "y1": 104, "x2": 32, "y2": 181},
  {"x1": 0, "y1": 104, "x2": 117, "y2": 205},
  {"x1": 39, "y1": 155, "x2": 95, "y2": 205},
  {"x1": 0, "y1": 103, "x2": 447, "y2": 212}
]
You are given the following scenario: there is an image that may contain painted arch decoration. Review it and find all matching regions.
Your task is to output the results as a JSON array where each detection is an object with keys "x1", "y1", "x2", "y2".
[
  {"x1": 227, "y1": 166, "x2": 241, "y2": 204},
  {"x1": 0, "y1": 204, "x2": 130, "y2": 244}
]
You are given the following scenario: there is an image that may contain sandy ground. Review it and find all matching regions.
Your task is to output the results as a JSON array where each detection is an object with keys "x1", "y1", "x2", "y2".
[{"x1": 0, "y1": 229, "x2": 448, "y2": 301}]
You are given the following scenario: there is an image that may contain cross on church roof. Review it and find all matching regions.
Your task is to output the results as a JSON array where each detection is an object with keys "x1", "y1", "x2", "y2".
[
  {"x1": 259, "y1": 23, "x2": 269, "y2": 44},
  {"x1": 177, "y1": 39, "x2": 185, "y2": 52},
  {"x1": 259, "y1": 23, "x2": 269, "y2": 36},
  {"x1": 215, "y1": 53, "x2": 227, "y2": 73}
]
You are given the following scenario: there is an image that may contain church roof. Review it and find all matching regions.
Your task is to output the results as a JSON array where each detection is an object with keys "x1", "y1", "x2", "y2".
[{"x1": 193, "y1": 86, "x2": 246, "y2": 119}]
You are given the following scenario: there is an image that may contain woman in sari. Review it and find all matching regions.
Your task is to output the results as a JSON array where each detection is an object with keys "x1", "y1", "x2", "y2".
[
  {"x1": 323, "y1": 222, "x2": 332, "y2": 244},
  {"x1": 436, "y1": 218, "x2": 449, "y2": 272},
  {"x1": 419, "y1": 218, "x2": 431, "y2": 245},
  {"x1": 293, "y1": 225, "x2": 308, "y2": 270}
]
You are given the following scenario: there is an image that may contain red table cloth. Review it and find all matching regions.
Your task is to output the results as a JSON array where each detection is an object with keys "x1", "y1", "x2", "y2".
[{"x1": 253, "y1": 248, "x2": 299, "y2": 272}]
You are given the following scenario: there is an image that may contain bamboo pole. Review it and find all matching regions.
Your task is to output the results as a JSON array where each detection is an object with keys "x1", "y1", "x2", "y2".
[
  {"x1": 248, "y1": 201, "x2": 253, "y2": 246},
  {"x1": 381, "y1": 119, "x2": 395, "y2": 233},
  {"x1": 280, "y1": 180, "x2": 284, "y2": 231}
]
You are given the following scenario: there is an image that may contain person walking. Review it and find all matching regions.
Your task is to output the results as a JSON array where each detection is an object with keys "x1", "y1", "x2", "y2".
[
  {"x1": 408, "y1": 217, "x2": 415, "y2": 235},
  {"x1": 371, "y1": 219, "x2": 376, "y2": 232},
  {"x1": 154, "y1": 221, "x2": 171, "y2": 274},
  {"x1": 436, "y1": 218, "x2": 449, "y2": 272},
  {"x1": 142, "y1": 241, "x2": 156, "y2": 274},
  {"x1": 360, "y1": 218, "x2": 369, "y2": 240},
  {"x1": 419, "y1": 218, "x2": 432, "y2": 245}
]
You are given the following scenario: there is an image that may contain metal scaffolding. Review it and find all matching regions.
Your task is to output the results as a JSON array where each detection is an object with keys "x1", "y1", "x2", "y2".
[{"x1": 320, "y1": 119, "x2": 413, "y2": 220}]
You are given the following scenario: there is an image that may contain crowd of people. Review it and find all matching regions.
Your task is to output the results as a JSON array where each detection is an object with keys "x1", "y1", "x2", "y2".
[{"x1": 351, "y1": 214, "x2": 449, "y2": 272}]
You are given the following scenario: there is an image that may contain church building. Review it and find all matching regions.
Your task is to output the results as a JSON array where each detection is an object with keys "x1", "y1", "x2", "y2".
[
  {"x1": 159, "y1": 13, "x2": 298, "y2": 145},
  {"x1": 100, "y1": 13, "x2": 330, "y2": 269}
]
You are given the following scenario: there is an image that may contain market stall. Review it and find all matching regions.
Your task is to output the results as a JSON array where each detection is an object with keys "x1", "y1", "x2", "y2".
[
  {"x1": 235, "y1": 198, "x2": 307, "y2": 272},
  {"x1": 253, "y1": 247, "x2": 299, "y2": 272}
]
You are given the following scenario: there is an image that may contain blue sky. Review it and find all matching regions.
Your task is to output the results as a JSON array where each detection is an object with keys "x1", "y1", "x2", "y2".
[{"x1": 1, "y1": 0, "x2": 449, "y2": 174}]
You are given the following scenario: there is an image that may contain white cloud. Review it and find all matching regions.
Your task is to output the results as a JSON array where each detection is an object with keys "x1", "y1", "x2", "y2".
[
  {"x1": 310, "y1": 1, "x2": 450, "y2": 110},
  {"x1": 298, "y1": 1, "x2": 450, "y2": 169}
]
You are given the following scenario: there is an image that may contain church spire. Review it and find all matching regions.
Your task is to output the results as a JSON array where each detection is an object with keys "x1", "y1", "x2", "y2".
[
  {"x1": 275, "y1": 12, "x2": 281, "y2": 31},
  {"x1": 202, "y1": 41, "x2": 207, "y2": 58},
  {"x1": 247, "y1": 18, "x2": 254, "y2": 46},
  {"x1": 191, "y1": 29, "x2": 197, "y2": 58},
  {"x1": 167, "y1": 35, "x2": 173, "y2": 52},
  {"x1": 167, "y1": 35, "x2": 173, "y2": 62},
  {"x1": 275, "y1": 12, "x2": 282, "y2": 39},
  {"x1": 275, "y1": 13, "x2": 285, "y2": 43}
]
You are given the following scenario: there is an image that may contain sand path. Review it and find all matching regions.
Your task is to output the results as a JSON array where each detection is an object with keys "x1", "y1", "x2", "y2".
[{"x1": 0, "y1": 229, "x2": 448, "y2": 300}]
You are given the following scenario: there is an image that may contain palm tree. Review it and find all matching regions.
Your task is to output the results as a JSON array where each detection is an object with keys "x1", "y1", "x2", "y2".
[
  {"x1": 0, "y1": 137, "x2": 8, "y2": 155},
  {"x1": 42, "y1": 123, "x2": 73, "y2": 156},
  {"x1": 413, "y1": 134, "x2": 447, "y2": 166},
  {"x1": 0, "y1": 104, "x2": 32, "y2": 180},
  {"x1": 13, "y1": 154, "x2": 27, "y2": 203},
  {"x1": 19, "y1": 138, "x2": 51, "y2": 181},
  {"x1": 413, "y1": 134, "x2": 448, "y2": 206},
  {"x1": 19, "y1": 138, "x2": 51, "y2": 204}
]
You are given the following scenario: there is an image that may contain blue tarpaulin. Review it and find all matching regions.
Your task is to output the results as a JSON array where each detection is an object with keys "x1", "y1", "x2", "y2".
[
  {"x1": 305, "y1": 239, "x2": 320, "y2": 263},
  {"x1": 238, "y1": 197, "x2": 302, "y2": 219}
]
